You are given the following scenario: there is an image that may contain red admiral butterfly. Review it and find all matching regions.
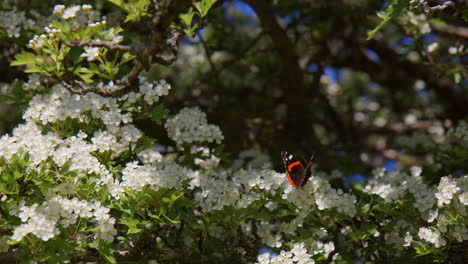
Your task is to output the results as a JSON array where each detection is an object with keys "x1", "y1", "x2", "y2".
[{"x1": 281, "y1": 151, "x2": 314, "y2": 188}]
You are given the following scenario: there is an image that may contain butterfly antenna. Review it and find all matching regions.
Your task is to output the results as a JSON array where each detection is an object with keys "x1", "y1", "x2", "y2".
[
  {"x1": 309, "y1": 152, "x2": 315, "y2": 162},
  {"x1": 303, "y1": 153, "x2": 315, "y2": 165}
]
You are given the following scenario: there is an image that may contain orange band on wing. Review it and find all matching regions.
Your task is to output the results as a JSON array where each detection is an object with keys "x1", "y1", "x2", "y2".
[
  {"x1": 307, "y1": 162, "x2": 313, "y2": 167},
  {"x1": 287, "y1": 161, "x2": 303, "y2": 170},
  {"x1": 286, "y1": 172, "x2": 298, "y2": 187}
]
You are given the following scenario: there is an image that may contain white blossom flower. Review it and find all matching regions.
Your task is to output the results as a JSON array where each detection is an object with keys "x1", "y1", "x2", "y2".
[
  {"x1": 53, "y1": 5, "x2": 66, "y2": 16},
  {"x1": 62, "y1": 5, "x2": 81, "y2": 20},
  {"x1": 459, "y1": 192, "x2": 468, "y2": 205},
  {"x1": 0, "y1": 9, "x2": 35, "y2": 38},
  {"x1": 427, "y1": 42, "x2": 438, "y2": 53},
  {"x1": 165, "y1": 107, "x2": 224, "y2": 149},
  {"x1": 257, "y1": 252, "x2": 271, "y2": 264},
  {"x1": 418, "y1": 227, "x2": 446, "y2": 247},
  {"x1": 81, "y1": 47, "x2": 100, "y2": 61},
  {"x1": 139, "y1": 79, "x2": 171, "y2": 104},
  {"x1": 403, "y1": 232, "x2": 412, "y2": 247},
  {"x1": 435, "y1": 176, "x2": 460, "y2": 207},
  {"x1": 82, "y1": 4, "x2": 93, "y2": 11}
]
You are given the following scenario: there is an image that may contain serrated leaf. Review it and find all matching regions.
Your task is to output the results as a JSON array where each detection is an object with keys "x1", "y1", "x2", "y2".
[
  {"x1": 90, "y1": 239, "x2": 116, "y2": 264},
  {"x1": 367, "y1": 1, "x2": 409, "y2": 40},
  {"x1": 133, "y1": 136, "x2": 155, "y2": 153},
  {"x1": 121, "y1": 218, "x2": 144, "y2": 234},
  {"x1": 147, "y1": 211, "x2": 161, "y2": 220},
  {"x1": 194, "y1": 0, "x2": 218, "y2": 17},
  {"x1": 128, "y1": 226, "x2": 142, "y2": 234},
  {"x1": 107, "y1": 0, "x2": 125, "y2": 9},
  {"x1": 11, "y1": 51, "x2": 38, "y2": 66},
  {"x1": 150, "y1": 104, "x2": 171, "y2": 125},
  {"x1": 120, "y1": 52, "x2": 136, "y2": 65},
  {"x1": 180, "y1": 8, "x2": 195, "y2": 28}
]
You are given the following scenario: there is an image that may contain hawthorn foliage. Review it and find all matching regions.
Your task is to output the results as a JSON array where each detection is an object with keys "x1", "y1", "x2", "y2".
[{"x1": 0, "y1": 0, "x2": 467, "y2": 263}]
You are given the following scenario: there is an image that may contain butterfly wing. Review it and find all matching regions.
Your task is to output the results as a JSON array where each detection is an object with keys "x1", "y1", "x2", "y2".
[
  {"x1": 300, "y1": 158, "x2": 313, "y2": 187},
  {"x1": 281, "y1": 151, "x2": 306, "y2": 188}
]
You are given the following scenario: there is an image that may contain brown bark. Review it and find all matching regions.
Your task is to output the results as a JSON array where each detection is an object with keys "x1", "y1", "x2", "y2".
[{"x1": 243, "y1": 0, "x2": 330, "y2": 167}]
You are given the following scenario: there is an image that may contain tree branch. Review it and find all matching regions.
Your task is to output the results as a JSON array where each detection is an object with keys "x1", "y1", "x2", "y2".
[
  {"x1": 431, "y1": 22, "x2": 468, "y2": 39},
  {"x1": 243, "y1": 0, "x2": 330, "y2": 167},
  {"x1": 62, "y1": 0, "x2": 192, "y2": 97}
]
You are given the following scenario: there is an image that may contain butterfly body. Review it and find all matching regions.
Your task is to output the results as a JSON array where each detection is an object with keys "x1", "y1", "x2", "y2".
[{"x1": 281, "y1": 151, "x2": 313, "y2": 188}]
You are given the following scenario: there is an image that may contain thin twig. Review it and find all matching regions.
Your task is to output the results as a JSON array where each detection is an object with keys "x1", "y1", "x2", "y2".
[{"x1": 65, "y1": 40, "x2": 139, "y2": 53}]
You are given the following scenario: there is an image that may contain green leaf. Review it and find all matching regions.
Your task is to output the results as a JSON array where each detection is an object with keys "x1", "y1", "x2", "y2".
[
  {"x1": 367, "y1": 1, "x2": 409, "y2": 40},
  {"x1": 11, "y1": 51, "x2": 38, "y2": 66},
  {"x1": 120, "y1": 218, "x2": 144, "y2": 234},
  {"x1": 193, "y1": 0, "x2": 218, "y2": 18},
  {"x1": 120, "y1": 52, "x2": 136, "y2": 65},
  {"x1": 147, "y1": 210, "x2": 161, "y2": 220},
  {"x1": 150, "y1": 104, "x2": 171, "y2": 125},
  {"x1": 0, "y1": 94, "x2": 17, "y2": 102},
  {"x1": 89, "y1": 239, "x2": 116, "y2": 264},
  {"x1": 108, "y1": 0, "x2": 150, "y2": 22},
  {"x1": 107, "y1": 0, "x2": 125, "y2": 9},
  {"x1": 180, "y1": 8, "x2": 196, "y2": 28},
  {"x1": 133, "y1": 136, "x2": 155, "y2": 153},
  {"x1": 454, "y1": 72, "x2": 461, "y2": 84}
]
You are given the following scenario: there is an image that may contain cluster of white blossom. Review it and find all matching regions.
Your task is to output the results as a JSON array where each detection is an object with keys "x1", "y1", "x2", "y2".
[
  {"x1": 27, "y1": 33, "x2": 48, "y2": 49},
  {"x1": 0, "y1": 121, "x2": 61, "y2": 166},
  {"x1": 81, "y1": 47, "x2": 100, "y2": 61},
  {"x1": 364, "y1": 167, "x2": 436, "y2": 212},
  {"x1": 27, "y1": 4, "x2": 118, "y2": 52},
  {"x1": 24, "y1": 84, "x2": 132, "y2": 126},
  {"x1": 284, "y1": 173, "x2": 357, "y2": 217},
  {"x1": 187, "y1": 165, "x2": 357, "y2": 217},
  {"x1": 418, "y1": 227, "x2": 446, "y2": 248},
  {"x1": 0, "y1": 9, "x2": 35, "y2": 38},
  {"x1": 10, "y1": 197, "x2": 116, "y2": 242},
  {"x1": 53, "y1": 4, "x2": 98, "y2": 23},
  {"x1": 321, "y1": 75, "x2": 340, "y2": 107},
  {"x1": 435, "y1": 176, "x2": 462, "y2": 207},
  {"x1": 395, "y1": 130, "x2": 435, "y2": 149},
  {"x1": 426, "y1": 42, "x2": 439, "y2": 53},
  {"x1": 234, "y1": 169, "x2": 286, "y2": 193},
  {"x1": 257, "y1": 222, "x2": 284, "y2": 248},
  {"x1": 366, "y1": 167, "x2": 467, "y2": 250},
  {"x1": 191, "y1": 169, "x2": 283, "y2": 212},
  {"x1": 442, "y1": 121, "x2": 468, "y2": 148},
  {"x1": 192, "y1": 170, "x2": 242, "y2": 211},
  {"x1": 176, "y1": 45, "x2": 209, "y2": 69},
  {"x1": 256, "y1": 218, "x2": 305, "y2": 248},
  {"x1": 139, "y1": 79, "x2": 171, "y2": 105},
  {"x1": 123, "y1": 77, "x2": 172, "y2": 106},
  {"x1": 311, "y1": 241, "x2": 335, "y2": 259},
  {"x1": 165, "y1": 107, "x2": 224, "y2": 148},
  {"x1": 257, "y1": 242, "x2": 315, "y2": 264},
  {"x1": 191, "y1": 146, "x2": 221, "y2": 169},
  {"x1": 22, "y1": 74, "x2": 44, "y2": 91},
  {"x1": 384, "y1": 219, "x2": 415, "y2": 251},
  {"x1": 118, "y1": 161, "x2": 194, "y2": 195},
  {"x1": 394, "y1": 122, "x2": 466, "y2": 170},
  {"x1": 0, "y1": 70, "x2": 177, "y2": 245},
  {"x1": 231, "y1": 149, "x2": 272, "y2": 170},
  {"x1": 405, "y1": 11, "x2": 431, "y2": 35},
  {"x1": 27, "y1": 24, "x2": 63, "y2": 50},
  {"x1": 97, "y1": 125, "x2": 143, "y2": 154},
  {"x1": 194, "y1": 169, "x2": 281, "y2": 212},
  {"x1": 448, "y1": 45, "x2": 465, "y2": 55},
  {"x1": 137, "y1": 147, "x2": 164, "y2": 164}
]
